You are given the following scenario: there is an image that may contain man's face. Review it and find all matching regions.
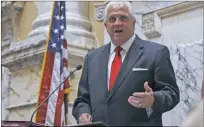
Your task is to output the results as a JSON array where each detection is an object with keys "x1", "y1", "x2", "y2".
[{"x1": 104, "y1": 4, "x2": 135, "y2": 46}]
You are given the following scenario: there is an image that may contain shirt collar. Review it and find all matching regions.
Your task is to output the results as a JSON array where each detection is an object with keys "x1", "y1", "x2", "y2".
[{"x1": 110, "y1": 34, "x2": 136, "y2": 54}]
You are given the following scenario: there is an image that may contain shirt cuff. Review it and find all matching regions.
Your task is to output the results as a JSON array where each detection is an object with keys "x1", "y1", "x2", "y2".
[{"x1": 146, "y1": 108, "x2": 153, "y2": 118}]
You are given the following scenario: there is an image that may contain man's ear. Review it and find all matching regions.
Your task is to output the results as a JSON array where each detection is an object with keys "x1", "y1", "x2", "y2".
[
  {"x1": 104, "y1": 23, "x2": 107, "y2": 28},
  {"x1": 133, "y1": 20, "x2": 136, "y2": 26}
]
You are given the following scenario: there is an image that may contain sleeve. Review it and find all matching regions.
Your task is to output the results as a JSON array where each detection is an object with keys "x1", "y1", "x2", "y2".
[
  {"x1": 72, "y1": 54, "x2": 91, "y2": 123},
  {"x1": 151, "y1": 46, "x2": 180, "y2": 116}
]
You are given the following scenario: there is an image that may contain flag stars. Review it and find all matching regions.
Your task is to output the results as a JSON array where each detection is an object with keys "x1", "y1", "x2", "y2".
[
  {"x1": 53, "y1": 28, "x2": 59, "y2": 34},
  {"x1": 48, "y1": 2, "x2": 66, "y2": 52},
  {"x1": 61, "y1": 6, "x2": 64, "y2": 10},
  {"x1": 51, "y1": 43, "x2": 56, "y2": 48},
  {"x1": 55, "y1": 15, "x2": 60, "y2": 20},
  {"x1": 60, "y1": 15, "x2": 64, "y2": 20},
  {"x1": 60, "y1": 35, "x2": 64, "y2": 40},
  {"x1": 60, "y1": 25, "x2": 64, "y2": 30},
  {"x1": 57, "y1": 2, "x2": 60, "y2": 6}
]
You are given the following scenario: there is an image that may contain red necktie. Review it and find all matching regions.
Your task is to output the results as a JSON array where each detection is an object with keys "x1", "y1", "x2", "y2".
[{"x1": 109, "y1": 46, "x2": 122, "y2": 91}]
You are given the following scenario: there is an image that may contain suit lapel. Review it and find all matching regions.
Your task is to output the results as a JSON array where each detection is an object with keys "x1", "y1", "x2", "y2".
[
  {"x1": 108, "y1": 35, "x2": 144, "y2": 100},
  {"x1": 97, "y1": 44, "x2": 110, "y2": 96}
]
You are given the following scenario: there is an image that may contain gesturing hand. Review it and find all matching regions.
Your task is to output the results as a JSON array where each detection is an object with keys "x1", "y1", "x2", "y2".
[
  {"x1": 79, "y1": 113, "x2": 92, "y2": 124},
  {"x1": 128, "y1": 82, "x2": 154, "y2": 108}
]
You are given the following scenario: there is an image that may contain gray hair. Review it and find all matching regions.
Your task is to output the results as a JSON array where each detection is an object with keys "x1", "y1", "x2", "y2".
[{"x1": 103, "y1": 1, "x2": 136, "y2": 23}]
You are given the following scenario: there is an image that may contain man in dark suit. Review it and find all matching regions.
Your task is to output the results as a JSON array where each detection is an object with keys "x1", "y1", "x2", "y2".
[{"x1": 72, "y1": 1, "x2": 180, "y2": 126}]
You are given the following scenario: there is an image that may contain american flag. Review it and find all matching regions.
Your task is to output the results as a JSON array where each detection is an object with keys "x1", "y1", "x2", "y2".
[{"x1": 35, "y1": 1, "x2": 69, "y2": 126}]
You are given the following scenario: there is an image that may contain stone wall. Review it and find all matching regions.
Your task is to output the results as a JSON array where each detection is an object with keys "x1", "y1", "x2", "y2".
[{"x1": 164, "y1": 39, "x2": 203, "y2": 126}]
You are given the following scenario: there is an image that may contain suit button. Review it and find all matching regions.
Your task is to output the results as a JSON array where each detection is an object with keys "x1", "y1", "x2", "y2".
[
  {"x1": 108, "y1": 121, "x2": 113, "y2": 125},
  {"x1": 107, "y1": 101, "x2": 112, "y2": 106}
]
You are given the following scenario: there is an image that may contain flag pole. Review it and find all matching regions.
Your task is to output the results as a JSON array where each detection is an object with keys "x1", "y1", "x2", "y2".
[{"x1": 64, "y1": 93, "x2": 69, "y2": 125}]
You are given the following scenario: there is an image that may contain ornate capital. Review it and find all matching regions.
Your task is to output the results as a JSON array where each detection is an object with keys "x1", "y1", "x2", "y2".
[
  {"x1": 12, "y1": 2, "x2": 25, "y2": 15},
  {"x1": 142, "y1": 12, "x2": 161, "y2": 38},
  {"x1": 1, "y1": 2, "x2": 14, "y2": 41},
  {"x1": 94, "y1": 2, "x2": 108, "y2": 22},
  {"x1": 1, "y1": 2, "x2": 25, "y2": 42}
]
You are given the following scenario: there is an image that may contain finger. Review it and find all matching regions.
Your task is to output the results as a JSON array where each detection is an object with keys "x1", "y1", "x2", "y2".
[
  {"x1": 133, "y1": 92, "x2": 147, "y2": 98},
  {"x1": 128, "y1": 98, "x2": 140, "y2": 107},
  {"x1": 80, "y1": 117, "x2": 86, "y2": 124},
  {"x1": 128, "y1": 98, "x2": 145, "y2": 108},
  {"x1": 129, "y1": 96, "x2": 149, "y2": 107},
  {"x1": 144, "y1": 82, "x2": 152, "y2": 93},
  {"x1": 128, "y1": 100, "x2": 137, "y2": 107},
  {"x1": 79, "y1": 116, "x2": 87, "y2": 124},
  {"x1": 129, "y1": 96, "x2": 144, "y2": 102},
  {"x1": 84, "y1": 114, "x2": 91, "y2": 124},
  {"x1": 79, "y1": 117, "x2": 83, "y2": 124},
  {"x1": 90, "y1": 117, "x2": 92, "y2": 123},
  {"x1": 87, "y1": 115, "x2": 92, "y2": 123},
  {"x1": 80, "y1": 114, "x2": 90, "y2": 124}
]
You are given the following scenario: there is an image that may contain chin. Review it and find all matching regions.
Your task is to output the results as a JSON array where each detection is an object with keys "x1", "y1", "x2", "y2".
[{"x1": 113, "y1": 38, "x2": 125, "y2": 45}]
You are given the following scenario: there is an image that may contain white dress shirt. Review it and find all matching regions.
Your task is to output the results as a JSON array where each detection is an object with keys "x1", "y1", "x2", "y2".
[{"x1": 108, "y1": 34, "x2": 136, "y2": 89}]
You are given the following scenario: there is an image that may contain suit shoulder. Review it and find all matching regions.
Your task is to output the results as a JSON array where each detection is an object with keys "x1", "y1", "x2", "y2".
[
  {"x1": 142, "y1": 40, "x2": 169, "y2": 51},
  {"x1": 86, "y1": 44, "x2": 109, "y2": 59}
]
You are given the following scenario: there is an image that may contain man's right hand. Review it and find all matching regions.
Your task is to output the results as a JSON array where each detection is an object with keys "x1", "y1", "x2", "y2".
[{"x1": 79, "y1": 113, "x2": 92, "y2": 124}]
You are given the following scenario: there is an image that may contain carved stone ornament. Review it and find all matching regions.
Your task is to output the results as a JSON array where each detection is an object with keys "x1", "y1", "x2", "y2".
[
  {"x1": 1, "y1": 2, "x2": 14, "y2": 41},
  {"x1": 1, "y1": 2, "x2": 24, "y2": 42},
  {"x1": 142, "y1": 12, "x2": 161, "y2": 38},
  {"x1": 12, "y1": 1, "x2": 25, "y2": 15},
  {"x1": 94, "y1": 2, "x2": 109, "y2": 21},
  {"x1": 141, "y1": 1, "x2": 203, "y2": 38}
]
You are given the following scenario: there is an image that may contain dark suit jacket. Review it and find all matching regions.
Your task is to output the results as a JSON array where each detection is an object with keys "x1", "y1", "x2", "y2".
[{"x1": 72, "y1": 35, "x2": 180, "y2": 126}]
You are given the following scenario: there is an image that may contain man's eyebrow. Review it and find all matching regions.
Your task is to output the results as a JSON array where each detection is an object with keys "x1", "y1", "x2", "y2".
[{"x1": 108, "y1": 14, "x2": 128, "y2": 16}]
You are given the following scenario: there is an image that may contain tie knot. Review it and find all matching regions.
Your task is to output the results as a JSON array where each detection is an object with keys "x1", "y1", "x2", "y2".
[{"x1": 115, "y1": 46, "x2": 122, "y2": 56}]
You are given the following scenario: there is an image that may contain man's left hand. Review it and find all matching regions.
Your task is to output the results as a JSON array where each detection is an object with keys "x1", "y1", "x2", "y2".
[{"x1": 128, "y1": 82, "x2": 154, "y2": 108}]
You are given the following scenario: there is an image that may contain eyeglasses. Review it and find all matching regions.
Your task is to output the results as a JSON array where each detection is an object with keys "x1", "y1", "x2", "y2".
[{"x1": 107, "y1": 15, "x2": 129, "y2": 23}]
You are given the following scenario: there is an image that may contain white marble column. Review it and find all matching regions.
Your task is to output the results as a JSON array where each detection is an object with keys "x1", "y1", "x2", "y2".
[
  {"x1": 28, "y1": 1, "x2": 96, "y2": 53},
  {"x1": 1, "y1": 67, "x2": 11, "y2": 120},
  {"x1": 1, "y1": 2, "x2": 21, "y2": 121}
]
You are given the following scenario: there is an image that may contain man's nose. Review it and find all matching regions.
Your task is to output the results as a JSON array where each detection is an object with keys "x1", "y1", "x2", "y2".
[{"x1": 114, "y1": 18, "x2": 122, "y2": 25}]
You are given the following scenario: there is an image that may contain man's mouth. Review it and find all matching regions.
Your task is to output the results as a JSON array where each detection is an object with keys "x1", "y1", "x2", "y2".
[{"x1": 114, "y1": 30, "x2": 123, "y2": 33}]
